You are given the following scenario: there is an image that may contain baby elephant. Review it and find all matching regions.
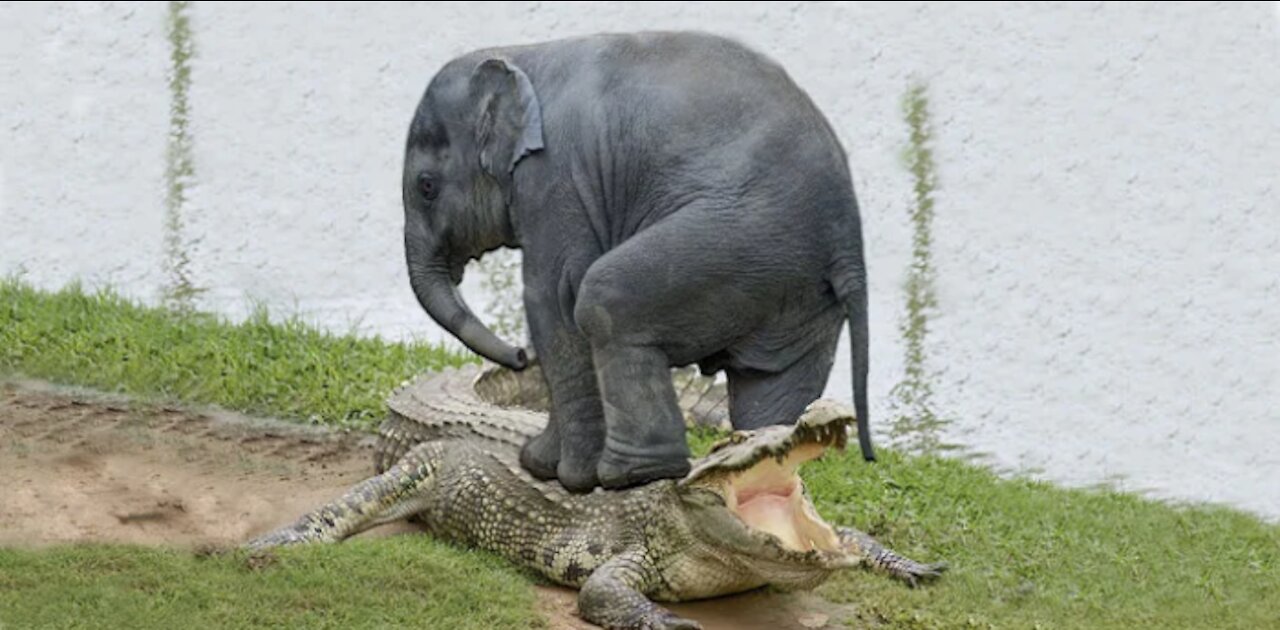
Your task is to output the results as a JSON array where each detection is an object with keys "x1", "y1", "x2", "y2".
[{"x1": 401, "y1": 30, "x2": 874, "y2": 491}]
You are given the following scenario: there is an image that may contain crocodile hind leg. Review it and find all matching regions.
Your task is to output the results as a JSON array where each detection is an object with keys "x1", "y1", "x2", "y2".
[
  {"x1": 836, "y1": 526, "x2": 948, "y2": 587},
  {"x1": 578, "y1": 552, "x2": 702, "y2": 630},
  {"x1": 244, "y1": 441, "x2": 448, "y2": 550}
]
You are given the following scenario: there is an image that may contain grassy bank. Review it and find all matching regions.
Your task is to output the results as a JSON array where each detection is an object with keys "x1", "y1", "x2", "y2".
[
  {"x1": 0, "y1": 539, "x2": 538, "y2": 629},
  {"x1": 694, "y1": 429, "x2": 1280, "y2": 629},
  {"x1": 0, "y1": 280, "x2": 473, "y2": 431},
  {"x1": 805, "y1": 450, "x2": 1278, "y2": 629},
  {"x1": 2, "y1": 280, "x2": 1278, "y2": 629}
]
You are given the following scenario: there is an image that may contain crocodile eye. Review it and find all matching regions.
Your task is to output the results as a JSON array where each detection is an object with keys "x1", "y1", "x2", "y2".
[
  {"x1": 708, "y1": 431, "x2": 750, "y2": 454},
  {"x1": 418, "y1": 174, "x2": 439, "y2": 201}
]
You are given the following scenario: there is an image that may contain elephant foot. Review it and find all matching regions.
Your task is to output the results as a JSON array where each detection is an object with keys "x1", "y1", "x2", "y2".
[
  {"x1": 597, "y1": 440, "x2": 691, "y2": 490},
  {"x1": 557, "y1": 457, "x2": 600, "y2": 493},
  {"x1": 557, "y1": 419, "x2": 606, "y2": 493},
  {"x1": 520, "y1": 428, "x2": 561, "y2": 481}
]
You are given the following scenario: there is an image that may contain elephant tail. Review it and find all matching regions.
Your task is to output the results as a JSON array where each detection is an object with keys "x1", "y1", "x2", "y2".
[{"x1": 836, "y1": 270, "x2": 875, "y2": 462}]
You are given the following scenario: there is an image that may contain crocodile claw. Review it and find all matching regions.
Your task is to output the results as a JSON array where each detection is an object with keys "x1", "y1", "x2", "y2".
[
  {"x1": 900, "y1": 561, "x2": 948, "y2": 588},
  {"x1": 242, "y1": 524, "x2": 313, "y2": 551},
  {"x1": 635, "y1": 611, "x2": 701, "y2": 630},
  {"x1": 836, "y1": 526, "x2": 947, "y2": 588}
]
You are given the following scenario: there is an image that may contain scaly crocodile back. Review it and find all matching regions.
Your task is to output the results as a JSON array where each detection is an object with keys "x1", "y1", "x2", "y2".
[
  {"x1": 375, "y1": 362, "x2": 730, "y2": 474},
  {"x1": 377, "y1": 365, "x2": 541, "y2": 473}
]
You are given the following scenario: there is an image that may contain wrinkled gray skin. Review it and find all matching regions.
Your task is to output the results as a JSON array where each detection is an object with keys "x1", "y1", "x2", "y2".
[{"x1": 404, "y1": 31, "x2": 873, "y2": 492}]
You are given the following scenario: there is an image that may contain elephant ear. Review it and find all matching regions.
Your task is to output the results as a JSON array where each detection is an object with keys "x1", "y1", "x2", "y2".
[{"x1": 471, "y1": 58, "x2": 544, "y2": 177}]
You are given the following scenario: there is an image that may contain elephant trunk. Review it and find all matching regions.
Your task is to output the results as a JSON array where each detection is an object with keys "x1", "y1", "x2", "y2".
[{"x1": 406, "y1": 233, "x2": 528, "y2": 371}]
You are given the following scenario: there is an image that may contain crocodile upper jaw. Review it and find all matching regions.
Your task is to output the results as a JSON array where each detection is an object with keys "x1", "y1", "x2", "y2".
[{"x1": 680, "y1": 399, "x2": 858, "y2": 566}]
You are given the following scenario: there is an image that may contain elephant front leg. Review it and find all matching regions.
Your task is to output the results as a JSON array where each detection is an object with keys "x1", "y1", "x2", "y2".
[
  {"x1": 518, "y1": 413, "x2": 562, "y2": 480},
  {"x1": 521, "y1": 293, "x2": 607, "y2": 492}
]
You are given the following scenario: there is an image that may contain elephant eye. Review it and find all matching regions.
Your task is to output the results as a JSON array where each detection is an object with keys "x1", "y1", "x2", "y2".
[{"x1": 418, "y1": 174, "x2": 439, "y2": 201}]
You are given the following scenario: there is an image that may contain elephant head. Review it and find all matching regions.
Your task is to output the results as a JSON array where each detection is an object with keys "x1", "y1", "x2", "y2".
[{"x1": 402, "y1": 57, "x2": 544, "y2": 370}]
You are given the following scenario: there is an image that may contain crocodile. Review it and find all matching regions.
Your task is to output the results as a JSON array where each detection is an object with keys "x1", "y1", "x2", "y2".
[{"x1": 246, "y1": 364, "x2": 944, "y2": 629}]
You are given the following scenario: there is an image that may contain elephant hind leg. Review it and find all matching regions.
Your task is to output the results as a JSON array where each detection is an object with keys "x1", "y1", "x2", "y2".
[
  {"x1": 726, "y1": 344, "x2": 838, "y2": 431},
  {"x1": 573, "y1": 206, "x2": 768, "y2": 490},
  {"x1": 590, "y1": 342, "x2": 692, "y2": 489}
]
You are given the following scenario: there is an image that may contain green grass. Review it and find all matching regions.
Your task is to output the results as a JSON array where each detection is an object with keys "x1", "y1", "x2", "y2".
[
  {"x1": 0, "y1": 539, "x2": 539, "y2": 629},
  {"x1": 3, "y1": 280, "x2": 1278, "y2": 629},
  {"x1": 0, "y1": 280, "x2": 474, "y2": 431},
  {"x1": 685, "y1": 439, "x2": 1280, "y2": 629},
  {"x1": 804, "y1": 450, "x2": 1279, "y2": 629}
]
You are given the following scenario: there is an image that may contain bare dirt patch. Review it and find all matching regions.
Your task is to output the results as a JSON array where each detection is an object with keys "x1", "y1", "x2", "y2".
[
  {"x1": 0, "y1": 379, "x2": 416, "y2": 548},
  {"x1": 535, "y1": 585, "x2": 851, "y2": 630},
  {"x1": 0, "y1": 380, "x2": 849, "y2": 629}
]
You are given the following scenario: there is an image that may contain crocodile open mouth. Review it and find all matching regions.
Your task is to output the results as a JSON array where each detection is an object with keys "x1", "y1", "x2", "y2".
[
  {"x1": 682, "y1": 400, "x2": 852, "y2": 554},
  {"x1": 723, "y1": 441, "x2": 841, "y2": 552}
]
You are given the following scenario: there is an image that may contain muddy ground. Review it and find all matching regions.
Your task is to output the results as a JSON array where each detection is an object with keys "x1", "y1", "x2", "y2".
[{"x1": 0, "y1": 380, "x2": 848, "y2": 629}]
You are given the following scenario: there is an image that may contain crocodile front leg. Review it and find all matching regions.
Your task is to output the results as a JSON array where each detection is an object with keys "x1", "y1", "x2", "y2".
[
  {"x1": 578, "y1": 552, "x2": 701, "y2": 630},
  {"x1": 244, "y1": 441, "x2": 448, "y2": 550},
  {"x1": 837, "y1": 526, "x2": 948, "y2": 587}
]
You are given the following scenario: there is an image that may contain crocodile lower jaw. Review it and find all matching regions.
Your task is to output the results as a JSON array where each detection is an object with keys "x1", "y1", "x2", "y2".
[{"x1": 722, "y1": 442, "x2": 841, "y2": 553}]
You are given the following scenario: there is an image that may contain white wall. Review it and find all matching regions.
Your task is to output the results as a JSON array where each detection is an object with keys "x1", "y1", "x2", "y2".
[{"x1": 2, "y1": 2, "x2": 1277, "y2": 518}]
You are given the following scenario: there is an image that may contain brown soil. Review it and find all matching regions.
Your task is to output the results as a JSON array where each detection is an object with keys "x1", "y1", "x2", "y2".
[
  {"x1": 536, "y1": 585, "x2": 851, "y2": 630},
  {"x1": 0, "y1": 379, "x2": 419, "y2": 548},
  {"x1": 0, "y1": 380, "x2": 851, "y2": 629}
]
